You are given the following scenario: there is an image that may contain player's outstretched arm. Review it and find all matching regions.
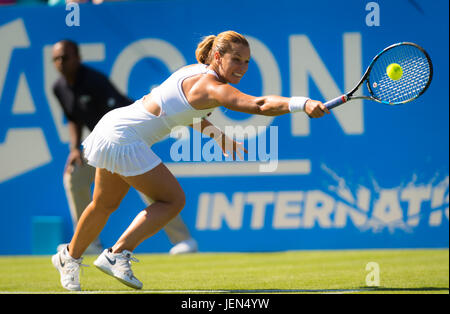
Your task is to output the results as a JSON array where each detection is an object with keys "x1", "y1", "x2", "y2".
[{"x1": 206, "y1": 80, "x2": 329, "y2": 118}]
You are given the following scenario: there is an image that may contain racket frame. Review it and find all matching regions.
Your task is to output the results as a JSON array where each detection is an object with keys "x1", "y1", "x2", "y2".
[{"x1": 324, "y1": 42, "x2": 433, "y2": 109}]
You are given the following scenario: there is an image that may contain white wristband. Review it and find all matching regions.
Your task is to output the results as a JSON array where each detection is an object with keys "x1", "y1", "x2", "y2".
[{"x1": 288, "y1": 97, "x2": 310, "y2": 113}]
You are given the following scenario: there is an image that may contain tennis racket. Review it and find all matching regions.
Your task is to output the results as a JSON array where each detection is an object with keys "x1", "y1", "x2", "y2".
[{"x1": 324, "y1": 42, "x2": 433, "y2": 109}]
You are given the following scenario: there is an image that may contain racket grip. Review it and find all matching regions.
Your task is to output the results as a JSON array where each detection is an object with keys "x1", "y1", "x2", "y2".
[{"x1": 324, "y1": 95, "x2": 348, "y2": 109}]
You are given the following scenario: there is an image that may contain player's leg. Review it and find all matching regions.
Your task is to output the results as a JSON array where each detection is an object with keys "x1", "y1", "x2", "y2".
[
  {"x1": 54, "y1": 167, "x2": 130, "y2": 290},
  {"x1": 138, "y1": 192, "x2": 197, "y2": 254},
  {"x1": 62, "y1": 163, "x2": 102, "y2": 253},
  {"x1": 111, "y1": 163, "x2": 186, "y2": 253},
  {"x1": 68, "y1": 167, "x2": 130, "y2": 259},
  {"x1": 93, "y1": 163, "x2": 184, "y2": 289}
]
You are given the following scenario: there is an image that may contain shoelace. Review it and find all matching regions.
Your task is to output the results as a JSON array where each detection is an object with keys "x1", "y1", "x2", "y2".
[
  {"x1": 116, "y1": 254, "x2": 139, "y2": 278},
  {"x1": 63, "y1": 258, "x2": 89, "y2": 284},
  {"x1": 64, "y1": 257, "x2": 88, "y2": 270},
  {"x1": 78, "y1": 261, "x2": 89, "y2": 275}
]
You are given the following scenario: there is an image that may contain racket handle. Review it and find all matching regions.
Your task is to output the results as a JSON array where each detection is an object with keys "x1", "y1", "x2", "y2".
[{"x1": 324, "y1": 95, "x2": 348, "y2": 109}]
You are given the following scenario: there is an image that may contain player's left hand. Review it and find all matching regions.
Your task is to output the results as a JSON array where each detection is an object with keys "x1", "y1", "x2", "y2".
[{"x1": 216, "y1": 134, "x2": 248, "y2": 160}]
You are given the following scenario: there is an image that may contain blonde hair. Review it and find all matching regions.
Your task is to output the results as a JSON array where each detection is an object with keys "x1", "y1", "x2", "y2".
[{"x1": 195, "y1": 31, "x2": 249, "y2": 64}]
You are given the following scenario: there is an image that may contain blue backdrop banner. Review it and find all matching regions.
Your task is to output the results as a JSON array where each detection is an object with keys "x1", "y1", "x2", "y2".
[{"x1": 0, "y1": 0, "x2": 448, "y2": 254}]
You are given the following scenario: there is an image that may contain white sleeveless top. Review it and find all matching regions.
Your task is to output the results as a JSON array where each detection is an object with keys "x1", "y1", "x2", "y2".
[
  {"x1": 96, "y1": 64, "x2": 217, "y2": 145},
  {"x1": 81, "y1": 63, "x2": 219, "y2": 175},
  {"x1": 152, "y1": 63, "x2": 218, "y2": 126}
]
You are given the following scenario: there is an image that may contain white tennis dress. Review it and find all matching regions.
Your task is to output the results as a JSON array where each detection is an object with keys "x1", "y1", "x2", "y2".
[{"x1": 82, "y1": 64, "x2": 218, "y2": 176}]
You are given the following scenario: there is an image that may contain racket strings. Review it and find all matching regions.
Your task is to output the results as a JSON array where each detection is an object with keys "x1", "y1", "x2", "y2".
[{"x1": 368, "y1": 45, "x2": 431, "y2": 104}]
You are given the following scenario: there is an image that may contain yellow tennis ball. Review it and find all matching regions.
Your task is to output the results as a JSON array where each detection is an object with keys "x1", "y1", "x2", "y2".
[{"x1": 387, "y1": 63, "x2": 403, "y2": 81}]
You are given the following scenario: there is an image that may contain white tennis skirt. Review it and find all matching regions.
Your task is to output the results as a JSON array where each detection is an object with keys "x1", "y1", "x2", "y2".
[{"x1": 82, "y1": 107, "x2": 162, "y2": 177}]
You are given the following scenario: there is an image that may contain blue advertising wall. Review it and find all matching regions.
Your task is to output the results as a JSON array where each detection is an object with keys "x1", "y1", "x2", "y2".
[{"x1": 0, "y1": 0, "x2": 448, "y2": 254}]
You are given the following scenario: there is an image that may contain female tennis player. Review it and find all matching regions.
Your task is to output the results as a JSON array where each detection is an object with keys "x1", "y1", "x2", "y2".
[{"x1": 52, "y1": 30, "x2": 329, "y2": 291}]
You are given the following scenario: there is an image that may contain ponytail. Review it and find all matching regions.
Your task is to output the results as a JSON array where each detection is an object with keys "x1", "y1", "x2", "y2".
[
  {"x1": 195, "y1": 31, "x2": 249, "y2": 65},
  {"x1": 195, "y1": 35, "x2": 216, "y2": 64}
]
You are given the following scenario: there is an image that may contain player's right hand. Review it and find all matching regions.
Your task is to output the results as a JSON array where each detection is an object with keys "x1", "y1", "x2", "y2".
[{"x1": 305, "y1": 99, "x2": 330, "y2": 118}]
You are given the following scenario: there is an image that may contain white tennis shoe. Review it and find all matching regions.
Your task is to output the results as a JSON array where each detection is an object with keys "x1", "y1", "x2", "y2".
[
  {"x1": 52, "y1": 246, "x2": 86, "y2": 291},
  {"x1": 169, "y1": 238, "x2": 198, "y2": 255},
  {"x1": 94, "y1": 249, "x2": 143, "y2": 289}
]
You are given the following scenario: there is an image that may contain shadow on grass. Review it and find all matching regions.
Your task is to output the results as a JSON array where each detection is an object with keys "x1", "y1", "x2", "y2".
[
  {"x1": 136, "y1": 287, "x2": 449, "y2": 293},
  {"x1": 358, "y1": 286, "x2": 449, "y2": 292},
  {"x1": 229, "y1": 287, "x2": 448, "y2": 293}
]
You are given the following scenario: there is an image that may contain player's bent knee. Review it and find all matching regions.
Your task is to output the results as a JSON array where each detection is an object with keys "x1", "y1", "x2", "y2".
[
  {"x1": 166, "y1": 190, "x2": 186, "y2": 214},
  {"x1": 173, "y1": 192, "x2": 186, "y2": 212},
  {"x1": 175, "y1": 194, "x2": 186, "y2": 213}
]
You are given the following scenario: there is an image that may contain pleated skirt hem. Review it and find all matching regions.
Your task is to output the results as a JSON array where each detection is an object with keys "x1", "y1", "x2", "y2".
[{"x1": 82, "y1": 129, "x2": 162, "y2": 177}]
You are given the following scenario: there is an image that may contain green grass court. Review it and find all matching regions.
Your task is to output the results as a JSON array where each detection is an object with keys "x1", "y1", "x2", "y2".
[{"x1": 0, "y1": 249, "x2": 448, "y2": 294}]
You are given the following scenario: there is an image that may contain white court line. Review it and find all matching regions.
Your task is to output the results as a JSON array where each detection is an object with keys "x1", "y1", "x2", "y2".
[
  {"x1": 165, "y1": 160, "x2": 311, "y2": 177},
  {"x1": 0, "y1": 288, "x2": 376, "y2": 294}
]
